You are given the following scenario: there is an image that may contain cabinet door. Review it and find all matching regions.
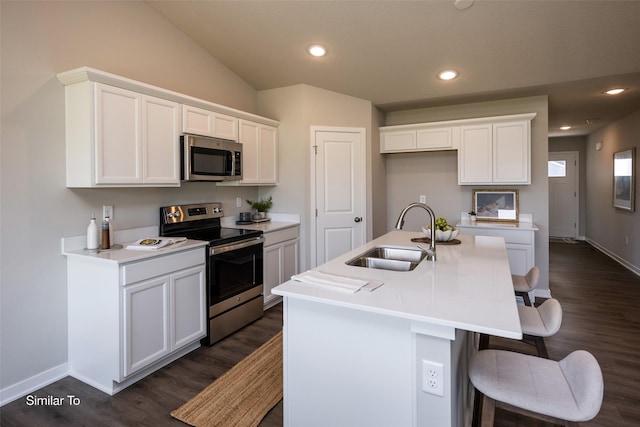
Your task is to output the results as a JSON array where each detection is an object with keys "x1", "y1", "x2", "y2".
[
  {"x1": 282, "y1": 239, "x2": 299, "y2": 282},
  {"x1": 263, "y1": 244, "x2": 283, "y2": 306},
  {"x1": 259, "y1": 125, "x2": 278, "y2": 183},
  {"x1": 123, "y1": 277, "x2": 170, "y2": 377},
  {"x1": 142, "y1": 96, "x2": 180, "y2": 185},
  {"x1": 417, "y1": 127, "x2": 452, "y2": 150},
  {"x1": 170, "y1": 265, "x2": 206, "y2": 349},
  {"x1": 458, "y1": 124, "x2": 492, "y2": 184},
  {"x1": 381, "y1": 130, "x2": 416, "y2": 153},
  {"x1": 95, "y1": 84, "x2": 141, "y2": 184},
  {"x1": 505, "y1": 244, "x2": 532, "y2": 276},
  {"x1": 213, "y1": 112, "x2": 238, "y2": 141},
  {"x1": 182, "y1": 105, "x2": 214, "y2": 137},
  {"x1": 493, "y1": 121, "x2": 530, "y2": 184},
  {"x1": 239, "y1": 120, "x2": 260, "y2": 183}
]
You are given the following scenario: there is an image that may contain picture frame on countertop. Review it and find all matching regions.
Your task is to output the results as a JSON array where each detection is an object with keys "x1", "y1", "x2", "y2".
[
  {"x1": 613, "y1": 148, "x2": 635, "y2": 211},
  {"x1": 473, "y1": 189, "x2": 519, "y2": 222}
]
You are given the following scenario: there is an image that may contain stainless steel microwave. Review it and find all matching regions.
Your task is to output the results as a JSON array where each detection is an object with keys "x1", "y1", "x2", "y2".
[{"x1": 181, "y1": 134, "x2": 242, "y2": 182}]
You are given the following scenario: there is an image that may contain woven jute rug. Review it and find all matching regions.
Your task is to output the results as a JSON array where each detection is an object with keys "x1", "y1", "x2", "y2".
[{"x1": 171, "y1": 331, "x2": 283, "y2": 427}]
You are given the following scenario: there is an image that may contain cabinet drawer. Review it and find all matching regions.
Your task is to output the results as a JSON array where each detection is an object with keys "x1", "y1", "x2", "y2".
[
  {"x1": 263, "y1": 226, "x2": 299, "y2": 246},
  {"x1": 122, "y1": 249, "x2": 206, "y2": 285}
]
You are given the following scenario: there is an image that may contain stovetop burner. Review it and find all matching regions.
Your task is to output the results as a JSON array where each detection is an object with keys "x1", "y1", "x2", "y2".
[{"x1": 159, "y1": 202, "x2": 262, "y2": 246}]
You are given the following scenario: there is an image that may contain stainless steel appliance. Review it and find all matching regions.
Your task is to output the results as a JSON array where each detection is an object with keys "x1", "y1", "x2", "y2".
[
  {"x1": 181, "y1": 134, "x2": 242, "y2": 182},
  {"x1": 160, "y1": 202, "x2": 263, "y2": 345}
]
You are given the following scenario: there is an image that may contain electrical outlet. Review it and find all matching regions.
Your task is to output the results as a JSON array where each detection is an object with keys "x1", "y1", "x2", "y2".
[
  {"x1": 422, "y1": 359, "x2": 444, "y2": 396},
  {"x1": 625, "y1": 235, "x2": 629, "y2": 245},
  {"x1": 236, "y1": 197, "x2": 242, "y2": 208},
  {"x1": 419, "y1": 195, "x2": 426, "y2": 203},
  {"x1": 103, "y1": 205, "x2": 113, "y2": 220}
]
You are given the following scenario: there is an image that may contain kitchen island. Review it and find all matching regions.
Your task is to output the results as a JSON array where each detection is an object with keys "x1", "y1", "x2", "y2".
[{"x1": 272, "y1": 230, "x2": 521, "y2": 427}]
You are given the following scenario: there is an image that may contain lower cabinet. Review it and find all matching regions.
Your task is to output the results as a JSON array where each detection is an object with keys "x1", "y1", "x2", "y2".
[
  {"x1": 456, "y1": 223, "x2": 538, "y2": 276},
  {"x1": 67, "y1": 246, "x2": 206, "y2": 395},
  {"x1": 263, "y1": 226, "x2": 299, "y2": 308},
  {"x1": 122, "y1": 264, "x2": 205, "y2": 377}
]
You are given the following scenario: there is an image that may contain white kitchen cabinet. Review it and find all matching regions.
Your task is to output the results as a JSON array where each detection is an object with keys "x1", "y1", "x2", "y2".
[
  {"x1": 66, "y1": 244, "x2": 206, "y2": 395},
  {"x1": 456, "y1": 221, "x2": 538, "y2": 277},
  {"x1": 182, "y1": 104, "x2": 238, "y2": 141},
  {"x1": 380, "y1": 124, "x2": 453, "y2": 153},
  {"x1": 63, "y1": 82, "x2": 180, "y2": 187},
  {"x1": 263, "y1": 226, "x2": 299, "y2": 308},
  {"x1": 220, "y1": 120, "x2": 278, "y2": 185},
  {"x1": 458, "y1": 116, "x2": 534, "y2": 185}
]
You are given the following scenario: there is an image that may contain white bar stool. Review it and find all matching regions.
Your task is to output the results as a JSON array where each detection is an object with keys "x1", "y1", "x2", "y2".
[
  {"x1": 469, "y1": 349, "x2": 604, "y2": 426},
  {"x1": 479, "y1": 298, "x2": 562, "y2": 358},
  {"x1": 512, "y1": 266, "x2": 540, "y2": 306},
  {"x1": 518, "y1": 298, "x2": 563, "y2": 358}
]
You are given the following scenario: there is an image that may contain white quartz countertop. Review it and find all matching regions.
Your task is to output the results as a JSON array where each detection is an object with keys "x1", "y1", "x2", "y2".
[
  {"x1": 221, "y1": 214, "x2": 300, "y2": 233},
  {"x1": 62, "y1": 238, "x2": 208, "y2": 264},
  {"x1": 273, "y1": 230, "x2": 522, "y2": 339}
]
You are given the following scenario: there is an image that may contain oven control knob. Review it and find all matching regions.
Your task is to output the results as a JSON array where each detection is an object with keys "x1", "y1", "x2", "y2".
[
  {"x1": 167, "y1": 213, "x2": 174, "y2": 218},
  {"x1": 174, "y1": 212, "x2": 181, "y2": 218}
]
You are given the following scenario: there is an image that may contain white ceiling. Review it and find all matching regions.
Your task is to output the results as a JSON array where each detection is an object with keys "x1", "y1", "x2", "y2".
[{"x1": 147, "y1": 0, "x2": 640, "y2": 137}]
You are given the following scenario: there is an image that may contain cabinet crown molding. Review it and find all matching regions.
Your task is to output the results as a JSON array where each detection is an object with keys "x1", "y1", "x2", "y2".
[
  {"x1": 380, "y1": 112, "x2": 537, "y2": 131},
  {"x1": 57, "y1": 66, "x2": 279, "y2": 127}
]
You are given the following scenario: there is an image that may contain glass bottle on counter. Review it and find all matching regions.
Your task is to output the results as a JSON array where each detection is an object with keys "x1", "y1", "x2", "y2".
[{"x1": 101, "y1": 216, "x2": 110, "y2": 250}]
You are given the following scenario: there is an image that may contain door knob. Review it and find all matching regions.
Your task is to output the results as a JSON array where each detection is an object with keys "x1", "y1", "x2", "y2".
[{"x1": 354, "y1": 217, "x2": 362, "y2": 222}]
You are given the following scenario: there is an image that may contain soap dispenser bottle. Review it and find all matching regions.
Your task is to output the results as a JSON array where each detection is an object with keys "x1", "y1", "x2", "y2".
[{"x1": 87, "y1": 214, "x2": 99, "y2": 251}]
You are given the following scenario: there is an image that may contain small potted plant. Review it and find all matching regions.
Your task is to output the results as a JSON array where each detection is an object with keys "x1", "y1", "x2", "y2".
[
  {"x1": 246, "y1": 196, "x2": 273, "y2": 219},
  {"x1": 469, "y1": 210, "x2": 477, "y2": 223}
]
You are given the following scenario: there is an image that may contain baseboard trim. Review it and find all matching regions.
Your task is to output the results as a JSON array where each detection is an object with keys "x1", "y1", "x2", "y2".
[
  {"x1": 586, "y1": 238, "x2": 640, "y2": 277},
  {"x1": 0, "y1": 363, "x2": 68, "y2": 407}
]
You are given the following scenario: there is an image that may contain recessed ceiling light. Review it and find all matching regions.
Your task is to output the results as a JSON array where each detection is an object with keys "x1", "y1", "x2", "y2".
[
  {"x1": 560, "y1": 125, "x2": 572, "y2": 131},
  {"x1": 604, "y1": 88, "x2": 626, "y2": 95},
  {"x1": 307, "y1": 45, "x2": 327, "y2": 57},
  {"x1": 438, "y1": 70, "x2": 458, "y2": 80}
]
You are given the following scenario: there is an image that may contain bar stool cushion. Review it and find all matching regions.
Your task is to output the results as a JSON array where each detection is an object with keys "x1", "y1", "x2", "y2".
[
  {"x1": 469, "y1": 349, "x2": 603, "y2": 422},
  {"x1": 518, "y1": 298, "x2": 562, "y2": 337},
  {"x1": 512, "y1": 266, "x2": 540, "y2": 293}
]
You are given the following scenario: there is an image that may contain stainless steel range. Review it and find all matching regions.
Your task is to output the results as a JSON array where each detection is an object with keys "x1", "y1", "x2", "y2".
[{"x1": 160, "y1": 202, "x2": 264, "y2": 345}]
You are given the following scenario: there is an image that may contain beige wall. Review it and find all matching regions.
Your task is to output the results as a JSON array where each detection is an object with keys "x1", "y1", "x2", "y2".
[
  {"x1": 0, "y1": 1, "x2": 261, "y2": 394},
  {"x1": 258, "y1": 84, "x2": 374, "y2": 271},
  {"x1": 585, "y1": 110, "x2": 640, "y2": 273},
  {"x1": 384, "y1": 96, "x2": 551, "y2": 293}
]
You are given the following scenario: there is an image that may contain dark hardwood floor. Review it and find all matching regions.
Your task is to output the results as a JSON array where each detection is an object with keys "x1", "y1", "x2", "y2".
[{"x1": 1, "y1": 241, "x2": 639, "y2": 426}]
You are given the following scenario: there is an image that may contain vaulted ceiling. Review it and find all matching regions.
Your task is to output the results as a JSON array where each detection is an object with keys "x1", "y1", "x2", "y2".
[{"x1": 147, "y1": 0, "x2": 640, "y2": 137}]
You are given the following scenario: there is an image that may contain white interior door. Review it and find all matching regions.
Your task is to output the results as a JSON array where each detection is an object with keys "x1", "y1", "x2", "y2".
[
  {"x1": 311, "y1": 127, "x2": 366, "y2": 267},
  {"x1": 549, "y1": 151, "x2": 579, "y2": 238}
]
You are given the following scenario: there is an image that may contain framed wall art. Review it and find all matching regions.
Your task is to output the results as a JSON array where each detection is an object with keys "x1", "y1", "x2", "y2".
[
  {"x1": 613, "y1": 148, "x2": 635, "y2": 211},
  {"x1": 473, "y1": 189, "x2": 519, "y2": 222}
]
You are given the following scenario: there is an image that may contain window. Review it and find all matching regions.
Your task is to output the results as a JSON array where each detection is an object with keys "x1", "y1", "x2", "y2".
[{"x1": 548, "y1": 160, "x2": 566, "y2": 177}]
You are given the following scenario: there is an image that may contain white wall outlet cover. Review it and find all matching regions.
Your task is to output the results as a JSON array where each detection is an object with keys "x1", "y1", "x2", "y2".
[{"x1": 422, "y1": 359, "x2": 444, "y2": 396}]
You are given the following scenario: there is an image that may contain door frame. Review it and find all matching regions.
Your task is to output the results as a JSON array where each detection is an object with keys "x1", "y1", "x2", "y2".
[
  {"x1": 309, "y1": 126, "x2": 367, "y2": 268},
  {"x1": 548, "y1": 151, "x2": 580, "y2": 238}
]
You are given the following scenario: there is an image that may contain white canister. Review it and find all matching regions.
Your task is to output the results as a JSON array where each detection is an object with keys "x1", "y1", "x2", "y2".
[{"x1": 87, "y1": 215, "x2": 99, "y2": 250}]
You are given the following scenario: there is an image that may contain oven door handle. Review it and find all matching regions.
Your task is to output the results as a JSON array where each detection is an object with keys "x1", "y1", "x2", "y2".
[{"x1": 209, "y1": 236, "x2": 264, "y2": 255}]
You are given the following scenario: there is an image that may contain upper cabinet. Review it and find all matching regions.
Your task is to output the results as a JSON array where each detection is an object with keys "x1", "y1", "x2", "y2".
[
  {"x1": 380, "y1": 113, "x2": 536, "y2": 185},
  {"x1": 458, "y1": 115, "x2": 535, "y2": 185},
  {"x1": 64, "y1": 82, "x2": 181, "y2": 187},
  {"x1": 380, "y1": 123, "x2": 454, "y2": 153},
  {"x1": 219, "y1": 120, "x2": 278, "y2": 186},
  {"x1": 182, "y1": 105, "x2": 238, "y2": 141},
  {"x1": 57, "y1": 67, "x2": 279, "y2": 188}
]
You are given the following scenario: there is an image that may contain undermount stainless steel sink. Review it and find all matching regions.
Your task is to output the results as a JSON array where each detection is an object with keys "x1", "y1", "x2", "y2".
[{"x1": 345, "y1": 246, "x2": 430, "y2": 271}]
